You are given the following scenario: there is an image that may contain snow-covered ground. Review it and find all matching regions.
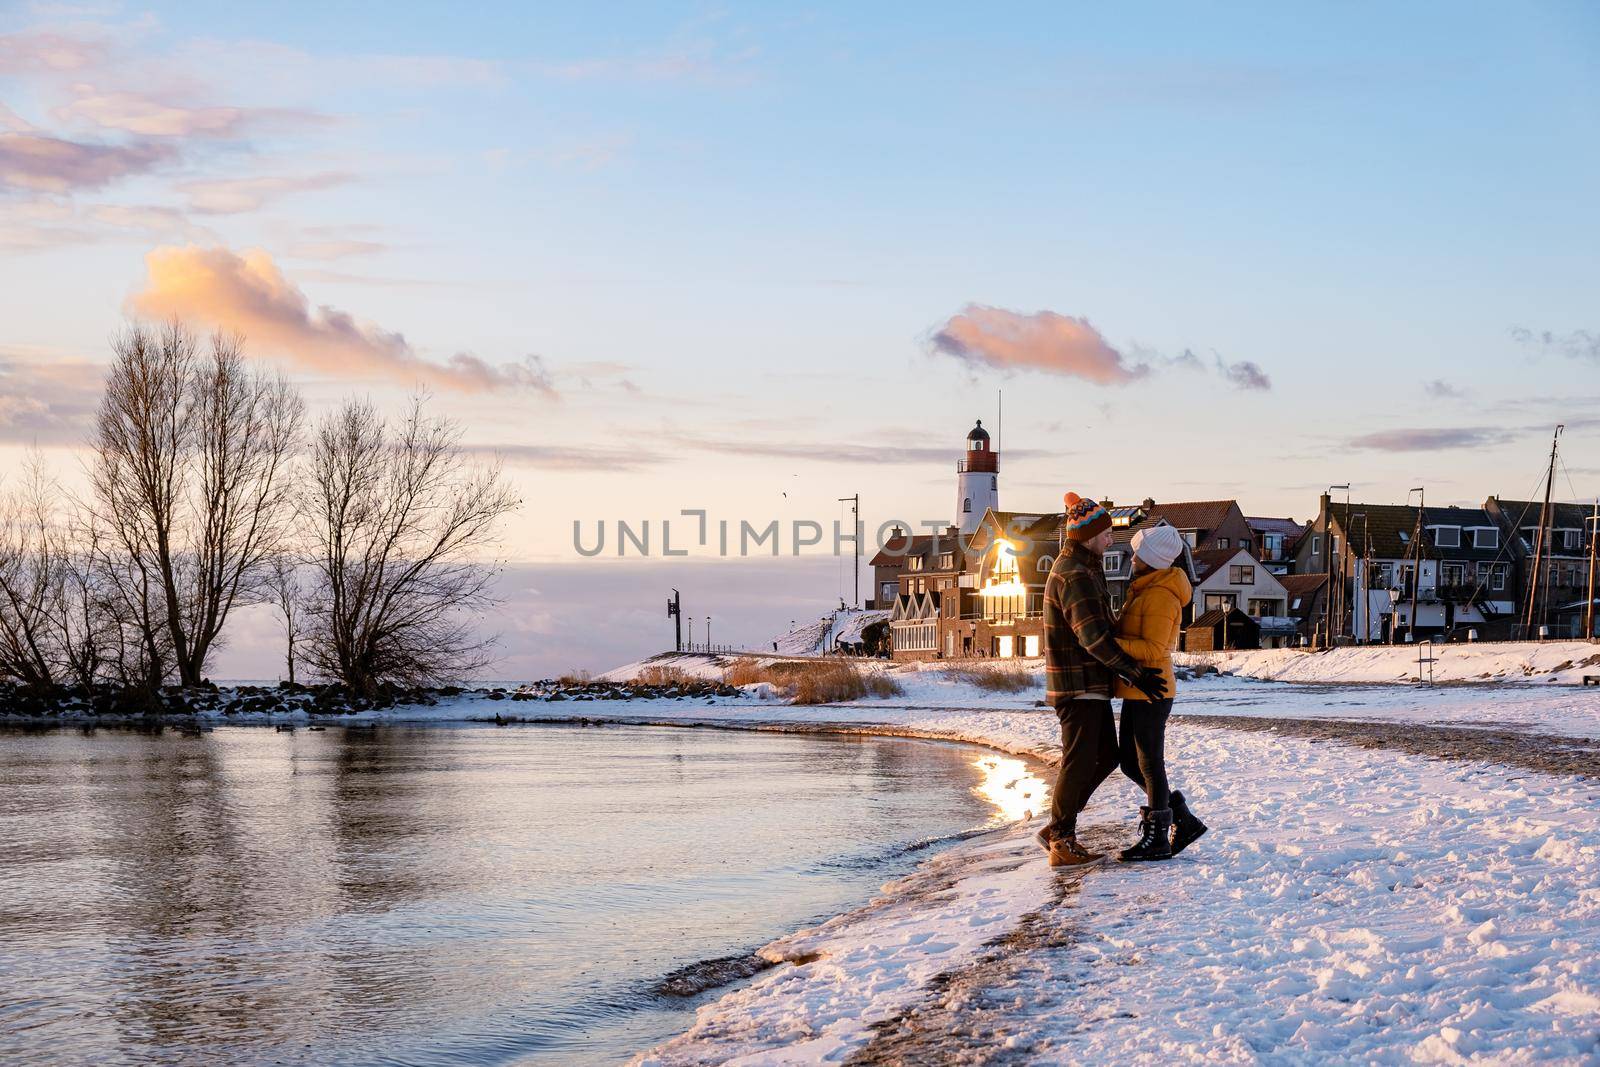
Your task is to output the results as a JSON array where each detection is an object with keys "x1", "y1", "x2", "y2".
[
  {"x1": 631, "y1": 707, "x2": 1600, "y2": 1064},
  {"x1": 1178, "y1": 638, "x2": 1600, "y2": 686}
]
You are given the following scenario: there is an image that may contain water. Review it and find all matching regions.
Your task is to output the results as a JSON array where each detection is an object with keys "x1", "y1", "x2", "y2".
[{"x1": 0, "y1": 723, "x2": 1011, "y2": 1066}]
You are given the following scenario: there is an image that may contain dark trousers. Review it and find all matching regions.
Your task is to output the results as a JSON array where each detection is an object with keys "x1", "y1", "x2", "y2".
[
  {"x1": 1118, "y1": 698, "x2": 1174, "y2": 809},
  {"x1": 1050, "y1": 698, "x2": 1118, "y2": 835}
]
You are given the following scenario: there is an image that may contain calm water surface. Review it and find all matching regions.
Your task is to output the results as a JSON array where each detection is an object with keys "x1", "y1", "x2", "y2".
[{"x1": 0, "y1": 724, "x2": 1005, "y2": 1065}]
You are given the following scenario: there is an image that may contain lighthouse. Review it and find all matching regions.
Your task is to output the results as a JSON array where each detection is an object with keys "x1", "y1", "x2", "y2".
[{"x1": 955, "y1": 419, "x2": 999, "y2": 536}]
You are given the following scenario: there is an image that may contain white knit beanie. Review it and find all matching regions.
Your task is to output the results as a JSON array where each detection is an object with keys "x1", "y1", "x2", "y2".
[{"x1": 1131, "y1": 525, "x2": 1184, "y2": 569}]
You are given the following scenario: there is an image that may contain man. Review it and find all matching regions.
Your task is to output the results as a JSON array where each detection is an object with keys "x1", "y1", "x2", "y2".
[{"x1": 1040, "y1": 492, "x2": 1168, "y2": 866}]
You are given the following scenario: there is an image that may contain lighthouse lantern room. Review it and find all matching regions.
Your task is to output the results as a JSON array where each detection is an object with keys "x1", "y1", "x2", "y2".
[{"x1": 955, "y1": 419, "x2": 999, "y2": 536}]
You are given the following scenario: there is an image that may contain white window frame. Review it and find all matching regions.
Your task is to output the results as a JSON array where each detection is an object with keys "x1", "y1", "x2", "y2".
[
  {"x1": 1431, "y1": 526, "x2": 1461, "y2": 548},
  {"x1": 1473, "y1": 527, "x2": 1499, "y2": 550}
]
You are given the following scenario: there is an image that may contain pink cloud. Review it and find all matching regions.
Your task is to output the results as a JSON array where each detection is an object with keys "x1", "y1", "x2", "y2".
[
  {"x1": 0, "y1": 131, "x2": 174, "y2": 192},
  {"x1": 127, "y1": 245, "x2": 557, "y2": 394},
  {"x1": 929, "y1": 304, "x2": 1149, "y2": 385}
]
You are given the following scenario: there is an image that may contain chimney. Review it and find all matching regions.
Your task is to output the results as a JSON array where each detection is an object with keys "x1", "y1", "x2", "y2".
[
  {"x1": 1099, "y1": 497, "x2": 1114, "y2": 510},
  {"x1": 1141, "y1": 497, "x2": 1155, "y2": 510}
]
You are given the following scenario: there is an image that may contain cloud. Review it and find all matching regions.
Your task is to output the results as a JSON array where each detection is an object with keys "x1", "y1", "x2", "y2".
[
  {"x1": 468, "y1": 442, "x2": 663, "y2": 472},
  {"x1": 0, "y1": 131, "x2": 174, "y2": 192},
  {"x1": 1510, "y1": 326, "x2": 1600, "y2": 364},
  {"x1": 178, "y1": 172, "x2": 351, "y2": 214},
  {"x1": 1424, "y1": 378, "x2": 1467, "y2": 399},
  {"x1": 929, "y1": 305, "x2": 1149, "y2": 385},
  {"x1": 49, "y1": 86, "x2": 323, "y2": 139},
  {"x1": 1215, "y1": 355, "x2": 1272, "y2": 391},
  {"x1": 0, "y1": 354, "x2": 105, "y2": 445},
  {"x1": 128, "y1": 245, "x2": 559, "y2": 394},
  {"x1": 669, "y1": 431, "x2": 1053, "y2": 467},
  {"x1": 0, "y1": 28, "x2": 109, "y2": 75},
  {"x1": 284, "y1": 238, "x2": 387, "y2": 260},
  {"x1": 1346, "y1": 427, "x2": 1514, "y2": 452}
]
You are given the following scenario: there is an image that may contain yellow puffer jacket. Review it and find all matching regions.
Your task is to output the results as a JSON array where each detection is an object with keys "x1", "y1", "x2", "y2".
[{"x1": 1112, "y1": 567, "x2": 1193, "y2": 700}]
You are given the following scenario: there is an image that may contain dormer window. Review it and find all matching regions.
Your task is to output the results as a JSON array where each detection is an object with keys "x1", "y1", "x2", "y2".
[
  {"x1": 1103, "y1": 552, "x2": 1121, "y2": 572},
  {"x1": 1473, "y1": 528, "x2": 1498, "y2": 550},
  {"x1": 1431, "y1": 526, "x2": 1460, "y2": 548}
]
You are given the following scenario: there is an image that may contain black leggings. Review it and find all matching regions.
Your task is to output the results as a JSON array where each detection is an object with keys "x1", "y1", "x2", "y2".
[{"x1": 1118, "y1": 698, "x2": 1173, "y2": 810}]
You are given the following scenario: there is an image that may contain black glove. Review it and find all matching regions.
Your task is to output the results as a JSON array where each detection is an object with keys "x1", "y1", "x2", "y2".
[{"x1": 1126, "y1": 666, "x2": 1168, "y2": 702}]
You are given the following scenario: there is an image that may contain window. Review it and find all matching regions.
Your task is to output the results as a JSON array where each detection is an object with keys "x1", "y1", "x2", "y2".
[
  {"x1": 1559, "y1": 529, "x2": 1581, "y2": 552},
  {"x1": 938, "y1": 552, "x2": 955, "y2": 570},
  {"x1": 1204, "y1": 593, "x2": 1237, "y2": 613},
  {"x1": 1181, "y1": 531, "x2": 1197, "y2": 548},
  {"x1": 1023, "y1": 635, "x2": 1040, "y2": 657},
  {"x1": 1473, "y1": 528, "x2": 1499, "y2": 550},
  {"x1": 1108, "y1": 592, "x2": 1123, "y2": 612},
  {"x1": 1398, "y1": 530, "x2": 1410, "y2": 544},
  {"x1": 962, "y1": 497, "x2": 972, "y2": 514},
  {"x1": 1264, "y1": 533, "x2": 1283, "y2": 558},
  {"x1": 880, "y1": 581, "x2": 895, "y2": 601},
  {"x1": 1491, "y1": 564, "x2": 1506, "y2": 592},
  {"x1": 1229, "y1": 564, "x2": 1255, "y2": 585},
  {"x1": 1037, "y1": 555, "x2": 1054, "y2": 573},
  {"x1": 1248, "y1": 598, "x2": 1279, "y2": 617},
  {"x1": 1103, "y1": 552, "x2": 1121, "y2": 572},
  {"x1": 1291, "y1": 597, "x2": 1303, "y2": 610},
  {"x1": 1371, "y1": 562, "x2": 1394, "y2": 587},
  {"x1": 1520, "y1": 527, "x2": 1537, "y2": 550},
  {"x1": 1432, "y1": 526, "x2": 1461, "y2": 548},
  {"x1": 1441, "y1": 562, "x2": 1465, "y2": 586},
  {"x1": 1311, "y1": 534, "x2": 1323, "y2": 555},
  {"x1": 1217, "y1": 537, "x2": 1230, "y2": 549},
  {"x1": 907, "y1": 556, "x2": 924, "y2": 571}
]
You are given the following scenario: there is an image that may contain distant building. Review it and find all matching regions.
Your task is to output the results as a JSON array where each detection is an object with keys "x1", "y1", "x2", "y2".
[
  {"x1": 1297, "y1": 496, "x2": 1517, "y2": 643},
  {"x1": 1484, "y1": 497, "x2": 1599, "y2": 639},
  {"x1": 1187, "y1": 547, "x2": 1292, "y2": 646},
  {"x1": 957, "y1": 509, "x2": 1065, "y2": 658},
  {"x1": 1280, "y1": 573, "x2": 1328, "y2": 644},
  {"x1": 1246, "y1": 516, "x2": 1308, "y2": 575},
  {"x1": 955, "y1": 420, "x2": 1000, "y2": 537},
  {"x1": 1184, "y1": 607, "x2": 1260, "y2": 652}
]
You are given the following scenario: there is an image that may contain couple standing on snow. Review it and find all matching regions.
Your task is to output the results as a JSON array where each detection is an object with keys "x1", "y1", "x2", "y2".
[{"x1": 1037, "y1": 492, "x2": 1209, "y2": 866}]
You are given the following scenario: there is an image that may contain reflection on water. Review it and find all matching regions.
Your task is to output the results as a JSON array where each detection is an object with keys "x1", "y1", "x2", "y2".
[{"x1": 0, "y1": 724, "x2": 1003, "y2": 1065}]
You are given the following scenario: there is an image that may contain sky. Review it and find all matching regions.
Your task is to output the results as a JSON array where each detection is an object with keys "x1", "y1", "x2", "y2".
[{"x1": 2, "y1": 1, "x2": 1598, "y2": 676}]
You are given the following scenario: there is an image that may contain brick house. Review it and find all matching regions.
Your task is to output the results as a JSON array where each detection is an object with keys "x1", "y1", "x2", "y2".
[
  {"x1": 957, "y1": 509, "x2": 1067, "y2": 659},
  {"x1": 1246, "y1": 516, "x2": 1308, "y2": 575}
]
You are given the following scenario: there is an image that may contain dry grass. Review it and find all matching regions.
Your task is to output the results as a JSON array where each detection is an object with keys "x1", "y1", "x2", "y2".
[
  {"x1": 950, "y1": 664, "x2": 1039, "y2": 693},
  {"x1": 636, "y1": 664, "x2": 694, "y2": 686},
  {"x1": 720, "y1": 657, "x2": 769, "y2": 687},
  {"x1": 721, "y1": 658, "x2": 903, "y2": 704},
  {"x1": 557, "y1": 669, "x2": 592, "y2": 685}
]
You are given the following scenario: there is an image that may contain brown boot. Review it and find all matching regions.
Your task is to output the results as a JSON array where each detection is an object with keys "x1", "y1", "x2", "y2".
[
  {"x1": 1034, "y1": 824, "x2": 1055, "y2": 853},
  {"x1": 1048, "y1": 833, "x2": 1103, "y2": 867}
]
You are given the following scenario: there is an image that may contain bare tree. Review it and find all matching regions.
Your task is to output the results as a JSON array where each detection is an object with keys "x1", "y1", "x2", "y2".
[
  {"x1": 89, "y1": 321, "x2": 304, "y2": 689},
  {"x1": 266, "y1": 555, "x2": 304, "y2": 684},
  {"x1": 304, "y1": 396, "x2": 519, "y2": 694},
  {"x1": 0, "y1": 454, "x2": 116, "y2": 690},
  {"x1": 0, "y1": 454, "x2": 68, "y2": 687}
]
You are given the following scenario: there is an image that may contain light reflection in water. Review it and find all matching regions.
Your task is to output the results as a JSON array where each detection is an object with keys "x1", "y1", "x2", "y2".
[{"x1": 971, "y1": 754, "x2": 1050, "y2": 822}]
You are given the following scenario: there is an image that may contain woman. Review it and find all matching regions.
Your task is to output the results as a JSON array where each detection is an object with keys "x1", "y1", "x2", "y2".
[{"x1": 1111, "y1": 525, "x2": 1208, "y2": 862}]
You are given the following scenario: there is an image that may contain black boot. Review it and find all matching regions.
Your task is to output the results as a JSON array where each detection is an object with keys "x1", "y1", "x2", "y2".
[
  {"x1": 1119, "y1": 807, "x2": 1173, "y2": 862},
  {"x1": 1170, "y1": 791, "x2": 1208, "y2": 856}
]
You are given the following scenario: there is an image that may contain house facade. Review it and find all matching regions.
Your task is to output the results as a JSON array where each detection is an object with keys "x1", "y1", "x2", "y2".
[
  {"x1": 1484, "y1": 497, "x2": 1599, "y2": 638},
  {"x1": 954, "y1": 509, "x2": 1067, "y2": 659},
  {"x1": 1246, "y1": 516, "x2": 1308, "y2": 575},
  {"x1": 1296, "y1": 496, "x2": 1518, "y2": 643},
  {"x1": 1185, "y1": 547, "x2": 1293, "y2": 646}
]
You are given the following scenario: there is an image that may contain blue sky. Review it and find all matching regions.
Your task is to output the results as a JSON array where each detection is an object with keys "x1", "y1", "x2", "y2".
[{"x1": 2, "y1": 1, "x2": 1598, "y2": 671}]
